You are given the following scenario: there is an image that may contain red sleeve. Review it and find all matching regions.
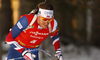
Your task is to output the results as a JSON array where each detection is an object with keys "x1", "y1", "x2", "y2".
[
  {"x1": 50, "y1": 32, "x2": 60, "y2": 51},
  {"x1": 6, "y1": 31, "x2": 15, "y2": 43},
  {"x1": 6, "y1": 31, "x2": 25, "y2": 53}
]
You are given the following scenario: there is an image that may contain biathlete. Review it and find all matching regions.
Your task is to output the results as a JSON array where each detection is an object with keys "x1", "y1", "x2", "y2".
[{"x1": 5, "y1": 2, "x2": 63, "y2": 60}]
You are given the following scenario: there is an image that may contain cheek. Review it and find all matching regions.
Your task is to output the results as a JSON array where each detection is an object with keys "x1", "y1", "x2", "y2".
[
  {"x1": 38, "y1": 19, "x2": 42, "y2": 25},
  {"x1": 40, "y1": 21, "x2": 44, "y2": 26},
  {"x1": 42, "y1": 22, "x2": 46, "y2": 24}
]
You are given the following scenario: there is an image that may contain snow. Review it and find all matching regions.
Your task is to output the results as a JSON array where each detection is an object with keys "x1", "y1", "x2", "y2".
[
  {"x1": 1, "y1": 41, "x2": 10, "y2": 51},
  {"x1": 61, "y1": 44, "x2": 100, "y2": 60},
  {"x1": 38, "y1": 43, "x2": 100, "y2": 60}
]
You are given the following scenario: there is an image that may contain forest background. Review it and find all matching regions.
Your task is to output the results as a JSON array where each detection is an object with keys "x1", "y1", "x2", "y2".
[{"x1": 0, "y1": 0, "x2": 100, "y2": 60}]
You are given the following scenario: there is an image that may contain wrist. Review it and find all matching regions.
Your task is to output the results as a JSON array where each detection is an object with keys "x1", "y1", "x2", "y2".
[
  {"x1": 22, "y1": 50, "x2": 28, "y2": 56},
  {"x1": 56, "y1": 48, "x2": 61, "y2": 53}
]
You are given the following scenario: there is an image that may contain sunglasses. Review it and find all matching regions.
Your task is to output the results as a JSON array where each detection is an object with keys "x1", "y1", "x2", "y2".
[{"x1": 40, "y1": 16, "x2": 54, "y2": 22}]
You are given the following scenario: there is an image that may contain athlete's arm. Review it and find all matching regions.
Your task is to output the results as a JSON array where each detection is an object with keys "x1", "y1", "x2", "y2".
[
  {"x1": 50, "y1": 20, "x2": 63, "y2": 60},
  {"x1": 6, "y1": 16, "x2": 28, "y2": 53},
  {"x1": 50, "y1": 19, "x2": 61, "y2": 51}
]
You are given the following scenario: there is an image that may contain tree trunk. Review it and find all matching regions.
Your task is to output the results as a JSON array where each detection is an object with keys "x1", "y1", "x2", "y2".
[
  {"x1": 86, "y1": 0, "x2": 93, "y2": 42},
  {"x1": 11, "y1": 0, "x2": 20, "y2": 25},
  {"x1": 0, "y1": 0, "x2": 12, "y2": 60},
  {"x1": 1, "y1": 0, "x2": 12, "y2": 36}
]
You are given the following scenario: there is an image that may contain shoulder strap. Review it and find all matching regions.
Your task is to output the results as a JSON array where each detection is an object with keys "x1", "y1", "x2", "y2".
[
  {"x1": 29, "y1": 14, "x2": 37, "y2": 25},
  {"x1": 48, "y1": 23, "x2": 51, "y2": 33},
  {"x1": 23, "y1": 14, "x2": 37, "y2": 32}
]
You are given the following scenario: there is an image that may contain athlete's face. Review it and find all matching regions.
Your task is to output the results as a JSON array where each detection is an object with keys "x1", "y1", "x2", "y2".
[{"x1": 37, "y1": 15, "x2": 49, "y2": 29}]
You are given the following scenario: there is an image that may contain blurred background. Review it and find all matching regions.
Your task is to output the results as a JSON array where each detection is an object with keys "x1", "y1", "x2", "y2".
[{"x1": 0, "y1": 0, "x2": 100, "y2": 60}]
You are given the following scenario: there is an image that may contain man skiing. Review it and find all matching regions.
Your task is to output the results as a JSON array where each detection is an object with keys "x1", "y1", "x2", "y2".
[{"x1": 6, "y1": 2, "x2": 63, "y2": 60}]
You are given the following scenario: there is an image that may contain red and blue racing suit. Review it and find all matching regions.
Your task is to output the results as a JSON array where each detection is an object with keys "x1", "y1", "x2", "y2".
[{"x1": 6, "y1": 14, "x2": 60, "y2": 60}]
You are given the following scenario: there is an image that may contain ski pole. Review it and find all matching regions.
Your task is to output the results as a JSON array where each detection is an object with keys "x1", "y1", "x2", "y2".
[
  {"x1": 8, "y1": 57, "x2": 23, "y2": 60},
  {"x1": 39, "y1": 48, "x2": 57, "y2": 60}
]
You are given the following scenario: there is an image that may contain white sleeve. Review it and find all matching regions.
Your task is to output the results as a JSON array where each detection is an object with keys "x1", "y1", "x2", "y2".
[{"x1": 51, "y1": 19, "x2": 58, "y2": 32}]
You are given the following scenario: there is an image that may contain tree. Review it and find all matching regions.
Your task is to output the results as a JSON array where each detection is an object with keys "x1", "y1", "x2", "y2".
[{"x1": 0, "y1": 0, "x2": 12, "y2": 60}]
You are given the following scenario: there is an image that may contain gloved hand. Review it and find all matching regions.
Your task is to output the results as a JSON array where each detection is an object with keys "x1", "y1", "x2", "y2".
[
  {"x1": 55, "y1": 49, "x2": 63, "y2": 60},
  {"x1": 22, "y1": 50, "x2": 36, "y2": 60}
]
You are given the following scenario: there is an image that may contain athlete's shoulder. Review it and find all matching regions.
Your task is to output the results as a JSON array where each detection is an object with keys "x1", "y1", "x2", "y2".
[
  {"x1": 20, "y1": 14, "x2": 35, "y2": 24},
  {"x1": 53, "y1": 19, "x2": 58, "y2": 26},
  {"x1": 50, "y1": 19, "x2": 58, "y2": 32},
  {"x1": 51, "y1": 19, "x2": 58, "y2": 25}
]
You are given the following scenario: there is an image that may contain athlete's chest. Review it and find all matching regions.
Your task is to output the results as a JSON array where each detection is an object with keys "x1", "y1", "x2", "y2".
[{"x1": 21, "y1": 23, "x2": 50, "y2": 40}]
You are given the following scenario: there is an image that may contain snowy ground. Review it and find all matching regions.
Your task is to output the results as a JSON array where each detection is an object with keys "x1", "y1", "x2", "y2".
[
  {"x1": 61, "y1": 44, "x2": 100, "y2": 60},
  {"x1": 40, "y1": 44, "x2": 100, "y2": 60},
  {"x1": 2, "y1": 41, "x2": 100, "y2": 60}
]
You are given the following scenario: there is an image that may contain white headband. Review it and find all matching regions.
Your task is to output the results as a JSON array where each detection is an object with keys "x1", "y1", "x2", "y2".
[{"x1": 38, "y1": 8, "x2": 53, "y2": 19}]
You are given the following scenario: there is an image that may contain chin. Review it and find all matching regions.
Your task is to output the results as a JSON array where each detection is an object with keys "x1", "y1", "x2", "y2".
[{"x1": 43, "y1": 26, "x2": 47, "y2": 29}]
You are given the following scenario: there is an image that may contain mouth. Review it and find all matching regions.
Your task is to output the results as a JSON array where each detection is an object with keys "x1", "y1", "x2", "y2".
[
  {"x1": 44, "y1": 25, "x2": 48, "y2": 26},
  {"x1": 43, "y1": 25, "x2": 48, "y2": 28}
]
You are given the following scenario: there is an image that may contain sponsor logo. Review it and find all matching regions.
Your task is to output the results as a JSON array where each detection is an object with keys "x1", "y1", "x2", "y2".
[
  {"x1": 30, "y1": 40, "x2": 37, "y2": 43},
  {"x1": 17, "y1": 22, "x2": 23, "y2": 29},
  {"x1": 30, "y1": 35, "x2": 43, "y2": 39},
  {"x1": 30, "y1": 31, "x2": 49, "y2": 35},
  {"x1": 23, "y1": 25, "x2": 34, "y2": 33},
  {"x1": 44, "y1": 11, "x2": 53, "y2": 15}
]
